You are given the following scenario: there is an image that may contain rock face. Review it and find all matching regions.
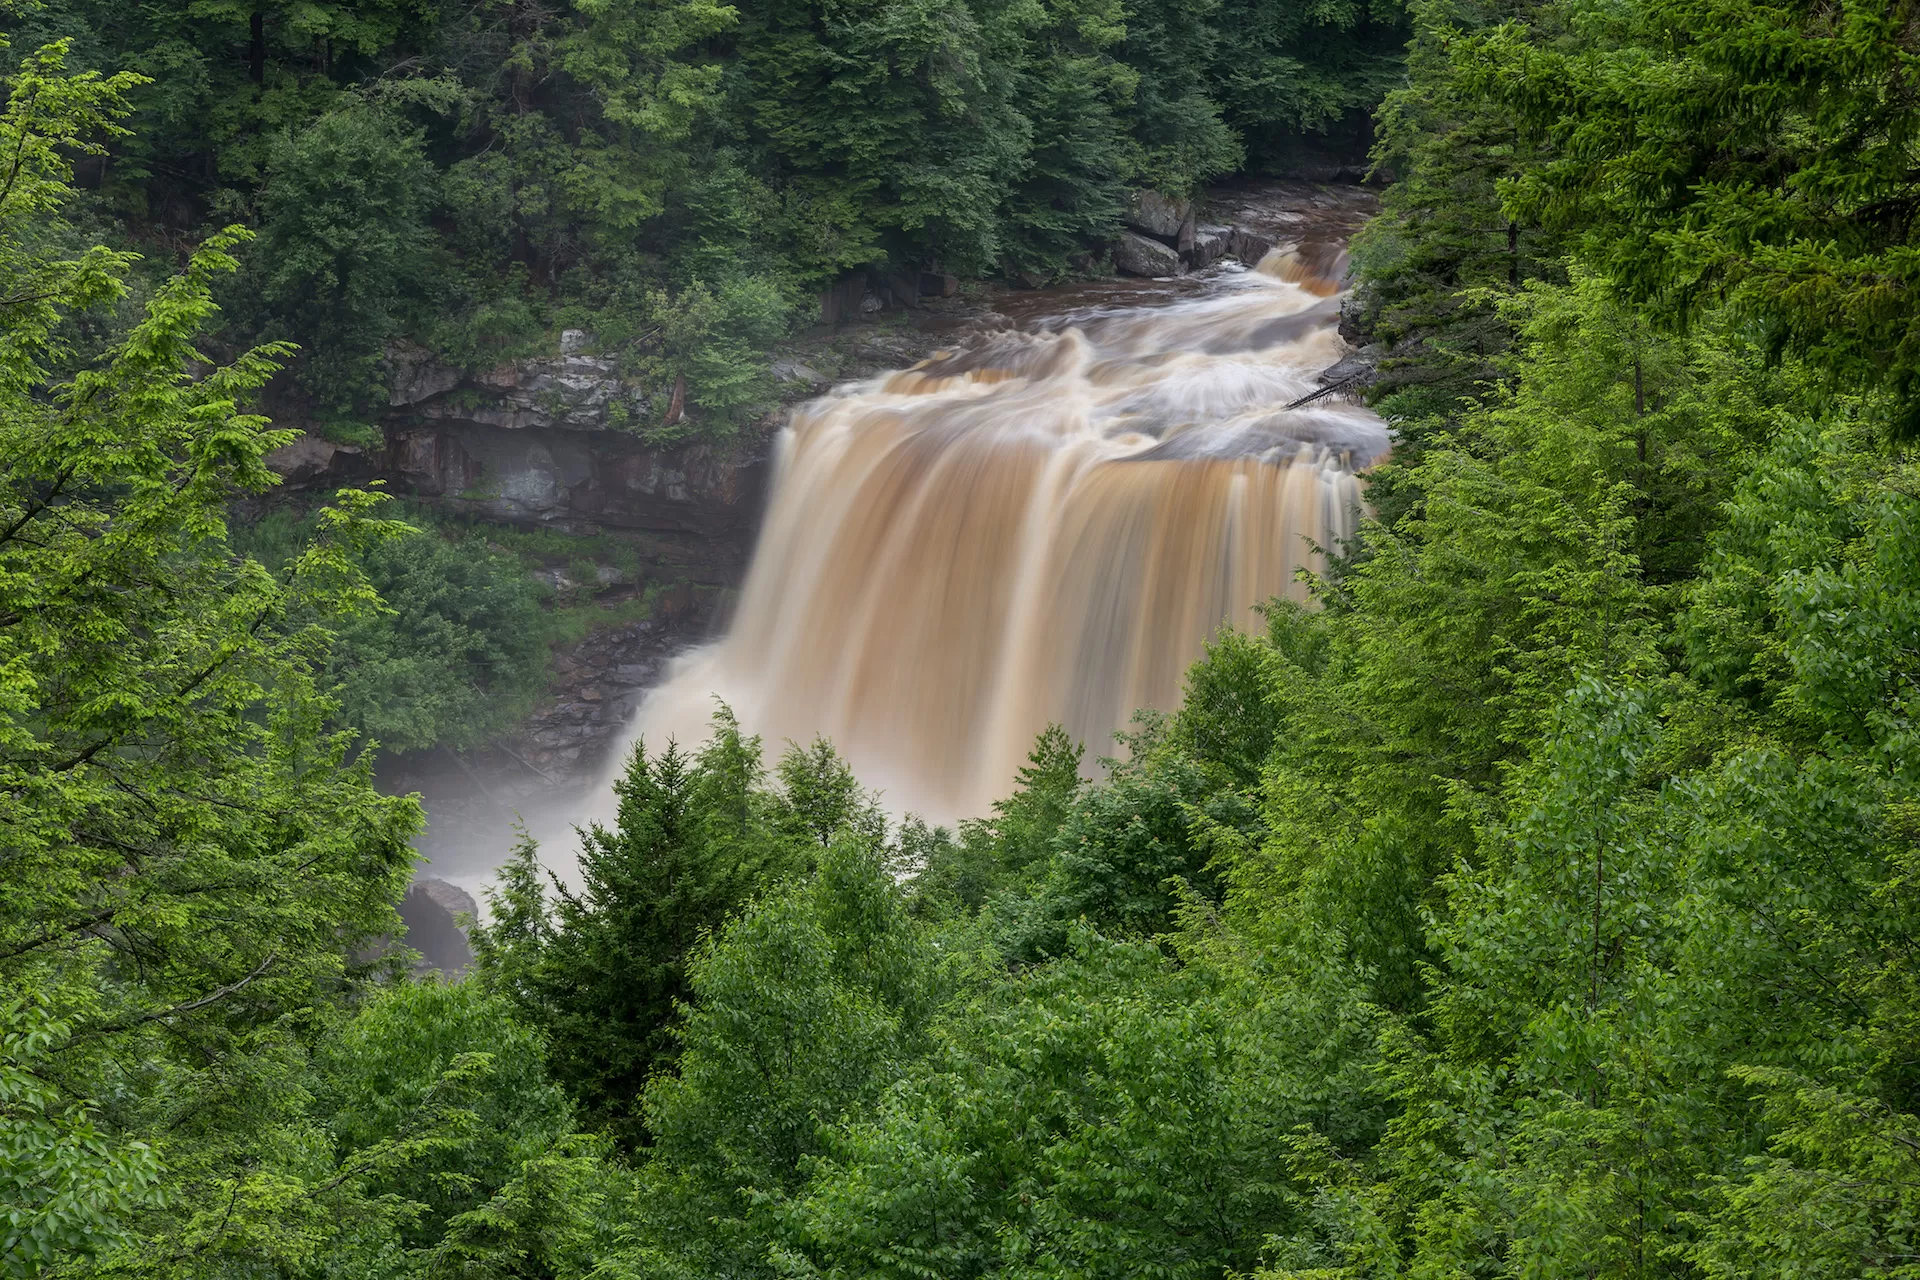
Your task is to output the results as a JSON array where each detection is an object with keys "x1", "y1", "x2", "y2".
[
  {"x1": 264, "y1": 432, "x2": 362, "y2": 484},
  {"x1": 393, "y1": 347, "x2": 656, "y2": 433},
  {"x1": 385, "y1": 420, "x2": 758, "y2": 537},
  {"x1": 271, "y1": 345, "x2": 766, "y2": 540},
  {"x1": 1205, "y1": 182, "x2": 1377, "y2": 280},
  {"x1": 1113, "y1": 182, "x2": 1377, "y2": 279},
  {"x1": 1113, "y1": 230, "x2": 1184, "y2": 277},
  {"x1": 399, "y1": 878, "x2": 477, "y2": 975},
  {"x1": 1190, "y1": 223, "x2": 1231, "y2": 269},
  {"x1": 1125, "y1": 189, "x2": 1192, "y2": 239}
]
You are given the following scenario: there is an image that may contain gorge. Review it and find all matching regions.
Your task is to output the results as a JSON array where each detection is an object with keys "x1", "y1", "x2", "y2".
[{"x1": 17, "y1": 0, "x2": 1920, "y2": 1264}]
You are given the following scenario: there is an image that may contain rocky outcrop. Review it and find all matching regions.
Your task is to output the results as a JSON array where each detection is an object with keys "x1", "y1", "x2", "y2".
[
  {"x1": 384, "y1": 421, "x2": 759, "y2": 537},
  {"x1": 270, "y1": 343, "x2": 767, "y2": 541},
  {"x1": 1190, "y1": 224, "x2": 1231, "y2": 269},
  {"x1": 398, "y1": 877, "x2": 478, "y2": 974},
  {"x1": 1228, "y1": 227, "x2": 1277, "y2": 266},
  {"x1": 265, "y1": 432, "x2": 363, "y2": 484},
  {"x1": 516, "y1": 615, "x2": 691, "y2": 772},
  {"x1": 1113, "y1": 230, "x2": 1184, "y2": 277},
  {"x1": 1205, "y1": 182, "x2": 1376, "y2": 280},
  {"x1": 1109, "y1": 182, "x2": 1376, "y2": 280},
  {"x1": 1125, "y1": 190, "x2": 1192, "y2": 239},
  {"x1": 391, "y1": 345, "x2": 658, "y2": 434}
]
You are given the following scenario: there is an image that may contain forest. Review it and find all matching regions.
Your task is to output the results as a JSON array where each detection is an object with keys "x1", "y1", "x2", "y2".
[
  {"x1": 5, "y1": 0, "x2": 1920, "y2": 1273},
  {"x1": 2, "y1": 0, "x2": 1400, "y2": 438}
]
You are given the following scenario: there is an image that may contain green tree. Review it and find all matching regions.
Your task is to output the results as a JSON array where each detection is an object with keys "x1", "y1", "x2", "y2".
[
  {"x1": 0, "y1": 1002, "x2": 161, "y2": 1276},
  {"x1": 313, "y1": 980, "x2": 573, "y2": 1246},
  {"x1": 0, "y1": 33, "x2": 424, "y2": 1269},
  {"x1": 913, "y1": 724, "x2": 1084, "y2": 915},
  {"x1": 328, "y1": 521, "x2": 552, "y2": 752},
  {"x1": 1002, "y1": 713, "x2": 1257, "y2": 958},
  {"x1": 474, "y1": 708, "x2": 803, "y2": 1150},
  {"x1": 234, "y1": 507, "x2": 554, "y2": 753},
  {"x1": 256, "y1": 98, "x2": 438, "y2": 419},
  {"x1": 773, "y1": 733, "x2": 887, "y2": 850},
  {"x1": 628, "y1": 834, "x2": 945, "y2": 1278},
  {"x1": 1454, "y1": 0, "x2": 1920, "y2": 436}
]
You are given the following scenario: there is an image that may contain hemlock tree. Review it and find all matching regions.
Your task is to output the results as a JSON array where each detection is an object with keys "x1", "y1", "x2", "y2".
[{"x1": 473, "y1": 708, "x2": 808, "y2": 1149}]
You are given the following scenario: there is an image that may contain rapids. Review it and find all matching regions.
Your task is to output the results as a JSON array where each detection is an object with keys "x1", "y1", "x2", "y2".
[{"x1": 616, "y1": 250, "x2": 1390, "y2": 822}]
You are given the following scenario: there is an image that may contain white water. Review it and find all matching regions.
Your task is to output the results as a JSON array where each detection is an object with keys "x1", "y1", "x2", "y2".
[{"x1": 585, "y1": 253, "x2": 1388, "y2": 825}]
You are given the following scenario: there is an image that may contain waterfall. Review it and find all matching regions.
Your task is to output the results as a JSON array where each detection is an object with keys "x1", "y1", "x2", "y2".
[{"x1": 619, "y1": 252, "x2": 1389, "y2": 821}]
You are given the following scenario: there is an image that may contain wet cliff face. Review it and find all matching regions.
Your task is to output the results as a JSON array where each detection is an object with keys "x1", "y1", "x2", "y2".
[
  {"x1": 383, "y1": 422, "x2": 757, "y2": 536},
  {"x1": 270, "y1": 344, "x2": 767, "y2": 543}
]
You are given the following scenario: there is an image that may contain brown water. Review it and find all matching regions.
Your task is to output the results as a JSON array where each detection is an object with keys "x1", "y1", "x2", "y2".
[{"x1": 612, "y1": 249, "x2": 1389, "y2": 821}]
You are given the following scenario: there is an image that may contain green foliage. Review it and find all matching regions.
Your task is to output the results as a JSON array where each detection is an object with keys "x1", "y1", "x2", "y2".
[
  {"x1": 644, "y1": 273, "x2": 794, "y2": 433},
  {"x1": 1454, "y1": 0, "x2": 1920, "y2": 437},
  {"x1": 0, "y1": 39, "x2": 454, "y2": 1271},
  {"x1": 1004, "y1": 712, "x2": 1259, "y2": 956},
  {"x1": 313, "y1": 981, "x2": 572, "y2": 1244},
  {"x1": 788, "y1": 929, "x2": 1384, "y2": 1280},
  {"x1": 773, "y1": 734, "x2": 888, "y2": 850},
  {"x1": 27, "y1": 0, "x2": 1920, "y2": 1272},
  {"x1": 470, "y1": 708, "x2": 812, "y2": 1149},
  {"x1": 1347, "y1": 0, "x2": 1550, "y2": 416},
  {"x1": 235, "y1": 506, "x2": 553, "y2": 753},
  {"x1": 254, "y1": 99, "x2": 438, "y2": 419},
  {"x1": 912, "y1": 724, "x2": 1084, "y2": 914},
  {"x1": 330, "y1": 523, "x2": 551, "y2": 752},
  {"x1": 16, "y1": 0, "x2": 1406, "y2": 433},
  {"x1": 629, "y1": 833, "x2": 946, "y2": 1277},
  {"x1": 0, "y1": 1001, "x2": 161, "y2": 1276}
]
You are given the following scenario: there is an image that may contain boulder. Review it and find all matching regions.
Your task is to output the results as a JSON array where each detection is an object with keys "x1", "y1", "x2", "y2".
[
  {"x1": 386, "y1": 342, "x2": 464, "y2": 407},
  {"x1": 1113, "y1": 230, "x2": 1183, "y2": 277},
  {"x1": 1315, "y1": 343, "x2": 1384, "y2": 390},
  {"x1": 399, "y1": 878, "x2": 477, "y2": 975},
  {"x1": 266, "y1": 432, "x2": 360, "y2": 483},
  {"x1": 1124, "y1": 189, "x2": 1191, "y2": 240},
  {"x1": 887, "y1": 274, "x2": 922, "y2": 309},
  {"x1": 770, "y1": 357, "x2": 828, "y2": 389},
  {"x1": 1227, "y1": 227, "x2": 1277, "y2": 265},
  {"x1": 1188, "y1": 224, "x2": 1231, "y2": 269},
  {"x1": 559, "y1": 327, "x2": 593, "y2": 355}
]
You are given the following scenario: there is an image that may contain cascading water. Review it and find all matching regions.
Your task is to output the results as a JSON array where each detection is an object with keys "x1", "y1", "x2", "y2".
[{"x1": 621, "y1": 250, "x2": 1390, "y2": 821}]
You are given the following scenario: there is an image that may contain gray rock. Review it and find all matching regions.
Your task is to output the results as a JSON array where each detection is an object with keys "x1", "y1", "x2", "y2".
[
  {"x1": 887, "y1": 274, "x2": 922, "y2": 309},
  {"x1": 1227, "y1": 227, "x2": 1279, "y2": 265},
  {"x1": 1189, "y1": 223, "x2": 1231, "y2": 269},
  {"x1": 1113, "y1": 230, "x2": 1183, "y2": 277},
  {"x1": 611, "y1": 663, "x2": 657, "y2": 685},
  {"x1": 1124, "y1": 189, "x2": 1191, "y2": 239},
  {"x1": 771, "y1": 358, "x2": 828, "y2": 388},
  {"x1": 413, "y1": 877, "x2": 478, "y2": 922},
  {"x1": 400, "y1": 877, "x2": 478, "y2": 975},
  {"x1": 1315, "y1": 344, "x2": 1384, "y2": 389},
  {"x1": 386, "y1": 343, "x2": 464, "y2": 407},
  {"x1": 265, "y1": 433, "x2": 361, "y2": 483},
  {"x1": 559, "y1": 328, "x2": 592, "y2": 355}
]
